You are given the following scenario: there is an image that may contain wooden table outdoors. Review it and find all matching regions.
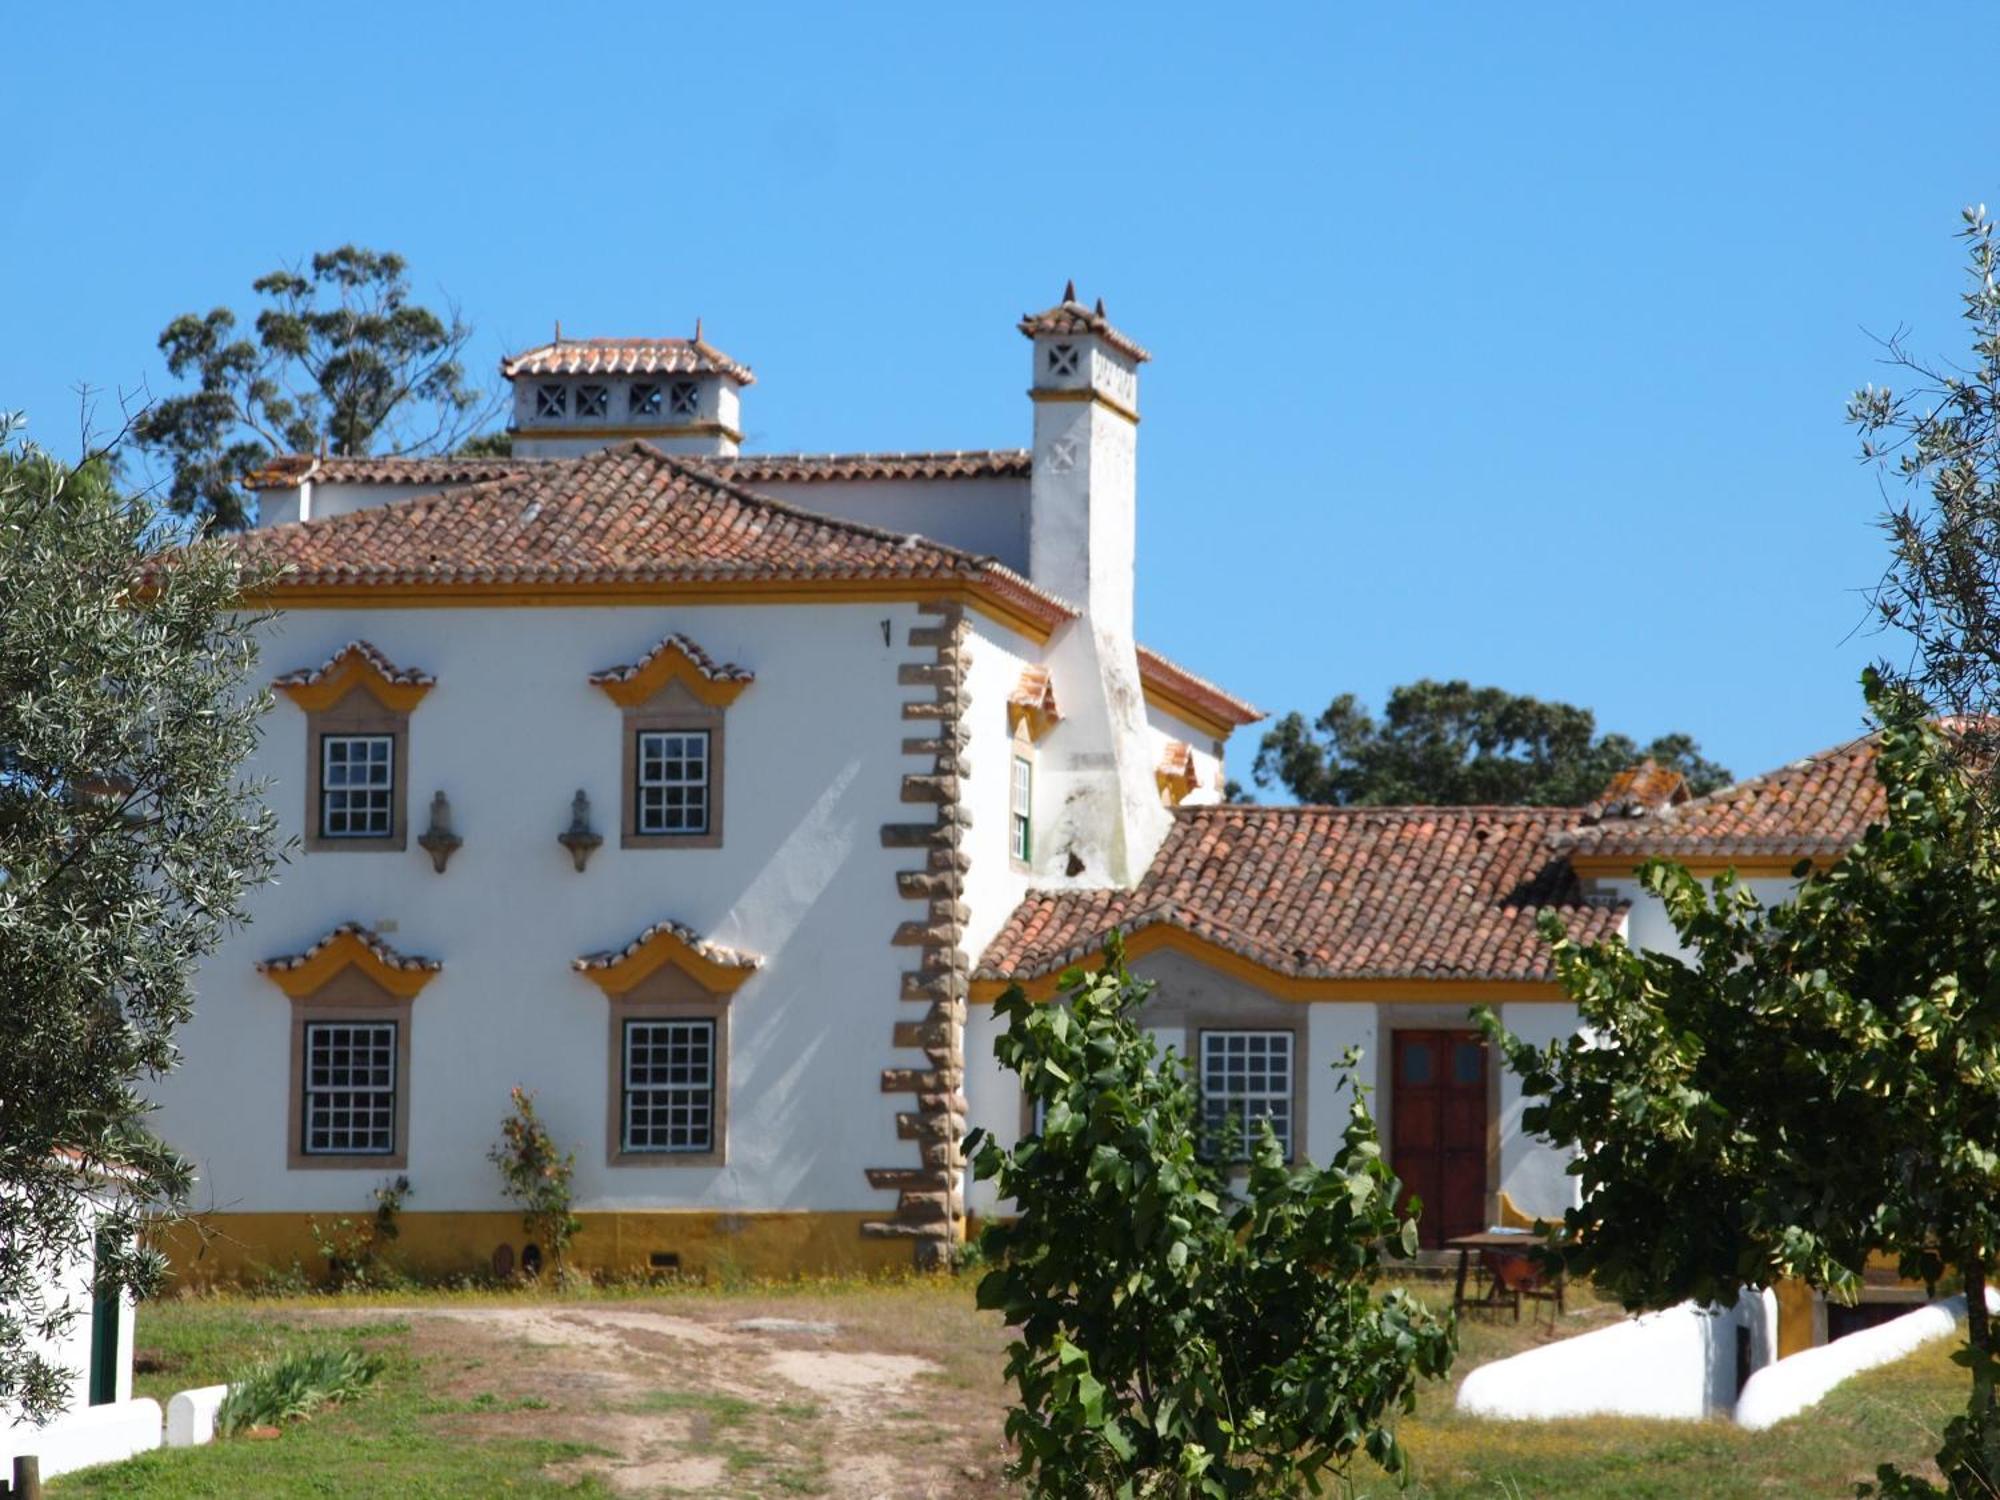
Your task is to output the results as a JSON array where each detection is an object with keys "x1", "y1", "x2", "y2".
[{"x1": 1446, "y1": 1230, "x2": 1565, "y2": 1320}]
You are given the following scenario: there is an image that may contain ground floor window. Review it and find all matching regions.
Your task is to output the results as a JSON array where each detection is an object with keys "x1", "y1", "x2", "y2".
[
  {"x1": 1199, "y1": 1029, "x2": 1294, "y2": 1160},
  {"x1": 622, "y1": 1017, "x2": 717, "y2": 1154},
  {"x1": 302, "y1": 1020, "x2": 398, "y2": 1156}
]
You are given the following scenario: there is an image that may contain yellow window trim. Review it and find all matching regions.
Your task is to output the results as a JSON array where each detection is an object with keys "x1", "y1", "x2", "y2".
[
  {"x1": 576, "y1": 925, "x2": 758, "y2": 999},
  {"x1": 259, "y1": 929, "x2": 438, "y2": 1001}
]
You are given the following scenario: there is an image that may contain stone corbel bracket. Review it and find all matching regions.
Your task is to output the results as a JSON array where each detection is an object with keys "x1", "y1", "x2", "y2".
[{"x1": 559, "y1": 788, "x2": 603, "y2": 872}]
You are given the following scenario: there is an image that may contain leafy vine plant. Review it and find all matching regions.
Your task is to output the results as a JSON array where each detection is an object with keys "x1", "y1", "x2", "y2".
[{"x1": 489, "y1": 1087, "x2": 583, "y2": 1277}]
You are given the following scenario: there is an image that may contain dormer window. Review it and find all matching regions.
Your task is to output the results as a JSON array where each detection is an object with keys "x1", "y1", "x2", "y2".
[
  {"x1": 577, "y1": 384, "x2": 609, "y2": 419},
  {"x1": 668, "y1": 381, "x2": 700, "y2": 417},
  {"x1": 535, "y1": 383, "x2": 567, "y2": 419},
  {"x1": 1048, "y1": 343, "x2": 1079, "y2": 378},
  {"x1": 630, "y1": 383, "x2": 663, "y2": 417}
]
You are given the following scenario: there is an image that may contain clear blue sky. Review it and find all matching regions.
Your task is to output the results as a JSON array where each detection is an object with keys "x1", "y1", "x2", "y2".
[{"x1": 3, "y1": 4, "x2": 1989, "y2": 794}]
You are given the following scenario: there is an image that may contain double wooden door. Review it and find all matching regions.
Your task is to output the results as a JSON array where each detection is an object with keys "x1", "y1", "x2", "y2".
[{"x1": 1391, "y1": 1030, "x2": 1488, "y2": 1249}]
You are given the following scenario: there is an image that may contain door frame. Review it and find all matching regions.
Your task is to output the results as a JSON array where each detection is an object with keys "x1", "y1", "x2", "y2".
[{"x1": 1375, "y1": 1011, "x2": 1502, "y2": 1236}]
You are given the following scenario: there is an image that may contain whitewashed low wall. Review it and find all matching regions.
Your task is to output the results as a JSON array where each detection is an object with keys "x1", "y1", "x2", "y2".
[
  {"x1": 1459, "y1": 1289, "x2": 1776, "y2": 1421},
  {"x1": 1736, "y1": 1290, "x2": 1997, "y2": 1431},
  {"x1": 0, "y1": 1398, "x2": 162, "y2": 1478},
  {"x1": 166, "y1": 1384, "x2": 229, "y2": 1449}
]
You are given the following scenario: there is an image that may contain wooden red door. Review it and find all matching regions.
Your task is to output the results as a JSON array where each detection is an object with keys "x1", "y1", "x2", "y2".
[{"x1": 1391, "y1": 1030, "x2": 1489, "y2": 1248}]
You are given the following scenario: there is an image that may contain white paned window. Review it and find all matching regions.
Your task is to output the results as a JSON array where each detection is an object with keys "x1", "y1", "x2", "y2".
[
  {"x1": 635, "y1": 729, "x2": 710, "y2": 836},
  {"x1": 623, "y1": 1019, "x2": 716, "y2": 1152},
  {"x1": 577, "y1": 383, "x2": 609, "y2": 418},
  {"x1": 1010, "y1": 755, "x2": 1033, "y2": 862},
  {"x1": 535, "y1": 383, "x2": 567, "y2": 418},
  {"x1": 302, "y1": 1021, "x2": 396, "y2": 1155},
  {"x1": 1200, "y1": 1030, "x2": 1294, "y2": 1160},
  {"x1": 668, "y1": 380, "x2": 700, "y2": 416},
  {"x1": 320, "y1": 734, "x2": 394, "y2": 838},
  {"x1": 630, "y1": 382, "x2": 662, "y2": 416}
]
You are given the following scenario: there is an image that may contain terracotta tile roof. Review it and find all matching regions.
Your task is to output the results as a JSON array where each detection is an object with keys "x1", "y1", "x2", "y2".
[
  {"x1": 500, "y1": 334, "x2": 754, "y2": 385},
  {"x1": 1135, "y1": 645, "x2": 1263, "y2": 728},
  {"x1": 1157, "y1": 740, "x2": 1199, "y2": 784},
  {"x1": 587, "y1": 633, "x2": 754, "y2": 691},
  {"x1": 1564, "y1": 734, "x2": 1883, "y2": 862},
  {"x1": 270, "y1": 640, "x2": 435, "y2": 693},
  {"x1": 572, "y1": 918, "x2": 763, "y2": 975},
  {"x1": 225, "y1": 442, "x2": 1076, "y2": 628},
  {"x1": 242, "y1": 454, "x2": 532, "y2": 490},
  {"x1": 257, "y1": 923, "x2": 441, "y2": 978},
  {"x1": 1018, "y1": 284, "x2": 1152, "y2": 363},
  {"x1": 709, "y1": 450, "x2": 1031, "y2": 483},
  {"x1": 978, "y1": 805, "x2": 1622, "y2": 986}
]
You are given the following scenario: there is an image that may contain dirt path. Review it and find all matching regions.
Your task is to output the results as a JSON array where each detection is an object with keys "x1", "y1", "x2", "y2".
[{"x1": 311, "y1": 1295, "x2": 1013, "y2": 1499}]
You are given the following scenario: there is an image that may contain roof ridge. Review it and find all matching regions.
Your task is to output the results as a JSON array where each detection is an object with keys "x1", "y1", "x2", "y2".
[
  {"x1": 1615, "y1": 729, "x2": 1881, "y2": 828},
  {"x1": 1182, "y1": 803, "x2": 1588, "y2": 818}
]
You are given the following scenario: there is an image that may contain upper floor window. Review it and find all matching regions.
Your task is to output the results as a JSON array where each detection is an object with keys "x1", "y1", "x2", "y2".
[
  {"x1": 319, "y1": 734, "x2": 394, "y2": 839},
  {"x1": 272, "y1": 643, "x2": 433, "y2": 855},
  {"x1": 588, "y1": 633, "x2": 752, "y2": 853},
  {"x1": 535, "y1": 383, "x2": 567, "y2": 418},
  {"x1": 635, "y1": 729, "x2": 711, "y2": 837},
  {"x1": 630, "y1": 382, "x2": 663, "y2": 417},
  {"x1": 668, "y1": 381, "x2": 700, "y2": 417},
  {"x1": 1200, "y1": 1029, "x2": 1294, "y2": 1161},
  {"x1": 576, "y1": 384, "x2": 609, "y2": 419},
  {"x1": 1011, "y1": 754, "x2": 1033, "y2": 863}
]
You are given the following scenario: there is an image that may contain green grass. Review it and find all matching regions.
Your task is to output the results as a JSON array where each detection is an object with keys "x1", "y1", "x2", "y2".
[
  {"x1": 54, "y1": 1314, "x2": 608, "y2": 1499},
  {"x1": 45, "y1": 1277, "x2": 1985, "y2": 1498}
]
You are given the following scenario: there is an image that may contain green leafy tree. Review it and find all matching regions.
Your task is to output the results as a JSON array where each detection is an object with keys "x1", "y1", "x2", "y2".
[
  {"x1": 1485, "y1": 672, "x2": 2000, "y2": 1497},
  {"x1": 1252, "y1": 679, "x2": 1730, "y2": 807},
  {"x1": 133, "y1": 246, "x2": 490, "y2": 530},
  {"x1": 0, "y1": 414, "x2": 279, "y2": 1421},
  {"x1": 970, "y1": 941, "x2": 1454, "y2": 1497}
]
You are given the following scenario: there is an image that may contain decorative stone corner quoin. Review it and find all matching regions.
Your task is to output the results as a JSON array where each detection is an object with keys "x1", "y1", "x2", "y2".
[{"x1": 867, "y1": 599, "x2": 973, "y2": 1267}]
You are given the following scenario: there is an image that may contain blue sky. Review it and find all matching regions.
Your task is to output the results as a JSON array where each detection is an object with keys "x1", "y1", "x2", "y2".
[{"x1": 3, "y1": 3, "x2": 1989, "y2": 794}]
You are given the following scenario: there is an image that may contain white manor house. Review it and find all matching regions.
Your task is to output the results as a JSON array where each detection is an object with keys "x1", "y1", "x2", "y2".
[{"x1": 154, "y1": 289, "x2": 1885, "y2": 1299}]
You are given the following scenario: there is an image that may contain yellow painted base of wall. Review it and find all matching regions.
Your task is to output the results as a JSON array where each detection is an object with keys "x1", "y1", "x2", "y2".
[{"x1": 155, "y1": 1211, "x2": 914, "y2": 1290}]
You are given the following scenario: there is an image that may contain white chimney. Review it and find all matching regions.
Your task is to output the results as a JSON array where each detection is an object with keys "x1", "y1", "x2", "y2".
[{"x1": 1020, "y1": 285, "x2": 1170, "y2": 887}]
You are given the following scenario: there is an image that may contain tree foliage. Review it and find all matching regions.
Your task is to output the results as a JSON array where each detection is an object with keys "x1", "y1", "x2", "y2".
[
  {"x1": 1251, "y1": 678, "x2": 1731, "y2": 807},
  {"x1": 970, "y1": 942, "x2": 1454, "y2": 1497},
  {"x1": 1856, "y1": 204, "x2": 2000, "y2": 799},
  {"x1": 133, "y1": 246, "x2": 489, "y2": 530},
  {"x1": 1485, "y1": 672, "x2": 2000, "y2": 1496},
  {"x1": 489, "y1": 1087, "x2": 581, "y2": 1274},
  {"x1": 0, "y1": 415, "x2": 278, "y2": 1421}
]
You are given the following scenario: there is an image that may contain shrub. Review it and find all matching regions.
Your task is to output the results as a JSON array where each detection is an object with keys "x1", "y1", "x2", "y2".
[
  {"x1": 308, "y1": 1175, "x2": 412, "y2": 1290},
  {"x1": 489, "y1": 1087, "x2": 582, "y2": 1273},
  {"x1": 216, "y1": 1346, "x2": 381, "y2": 1435},
  {"x1": 970, "y1": 938, "x2": 1455, "y2": 1497}
]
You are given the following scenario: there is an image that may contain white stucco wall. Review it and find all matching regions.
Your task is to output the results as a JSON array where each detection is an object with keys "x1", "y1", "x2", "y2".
[
  {"x1": 160, "y1": 601, "x2": 951, "y2": 1218},
  {"x1": 1142, "y1": 701, "x2": 1227, "y2": 807},
  {"x1": 1496, "y1": 1001, "x2": 1583, "y2": 1220},
  {"x1": 751, "y1": 477, "x2": 1029, "y2": 575},
  {"x1": 0, "y1": 1209, "x2": 134, "y2": 1435},
  {"x1": 1606, "y1": 874, "x2": 1799, "y2": 960}
]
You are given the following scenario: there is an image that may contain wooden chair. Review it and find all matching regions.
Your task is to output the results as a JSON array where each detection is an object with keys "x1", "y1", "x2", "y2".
[{"x1": 1477, "y1": 1247, "x2": 1565, "y2": 1324}]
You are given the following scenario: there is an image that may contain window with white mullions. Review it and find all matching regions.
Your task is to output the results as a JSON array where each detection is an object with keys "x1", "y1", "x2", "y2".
[
  {"x1": 1011, "y1": 755, "x2": 1033, "y2": 862},
  {"x1": 1200, "y1": 1030, "x2": 1294, "y2": 1160},
  {"x1": 319, "y1": 734, "x2": 395, "y2": 838},
  {"x1": 302, "y1": 1021, "x2": 397, "y2": 1155},
  {"x1": 623, "y1": 1018, "x2": 716, "y2": 1153},
  {"x1": 634, "y1": 729, "x2": 710, "y2": 836}
]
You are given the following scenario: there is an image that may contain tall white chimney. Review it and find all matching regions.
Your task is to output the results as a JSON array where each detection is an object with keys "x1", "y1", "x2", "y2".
[{"x1": 1020, "y1": 285, "x2": 1170, "y2": 887}]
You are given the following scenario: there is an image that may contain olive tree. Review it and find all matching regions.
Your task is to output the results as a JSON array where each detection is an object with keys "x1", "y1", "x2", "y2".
[
  {"x1": 970, "y1": 941, "x2": 1454, "y2": 1497},
  {"x1": 0, "y1": 415, "x2": 278, "y2": 1420},
  {"x1": 1486, "y1": 673, "x2": 2000, "y2": 1497}
]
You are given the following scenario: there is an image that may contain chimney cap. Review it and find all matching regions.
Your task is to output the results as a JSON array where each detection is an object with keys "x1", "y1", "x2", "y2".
[{"x1": 1018, "y1": 286, "x2": 1151, "y2": 363}]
